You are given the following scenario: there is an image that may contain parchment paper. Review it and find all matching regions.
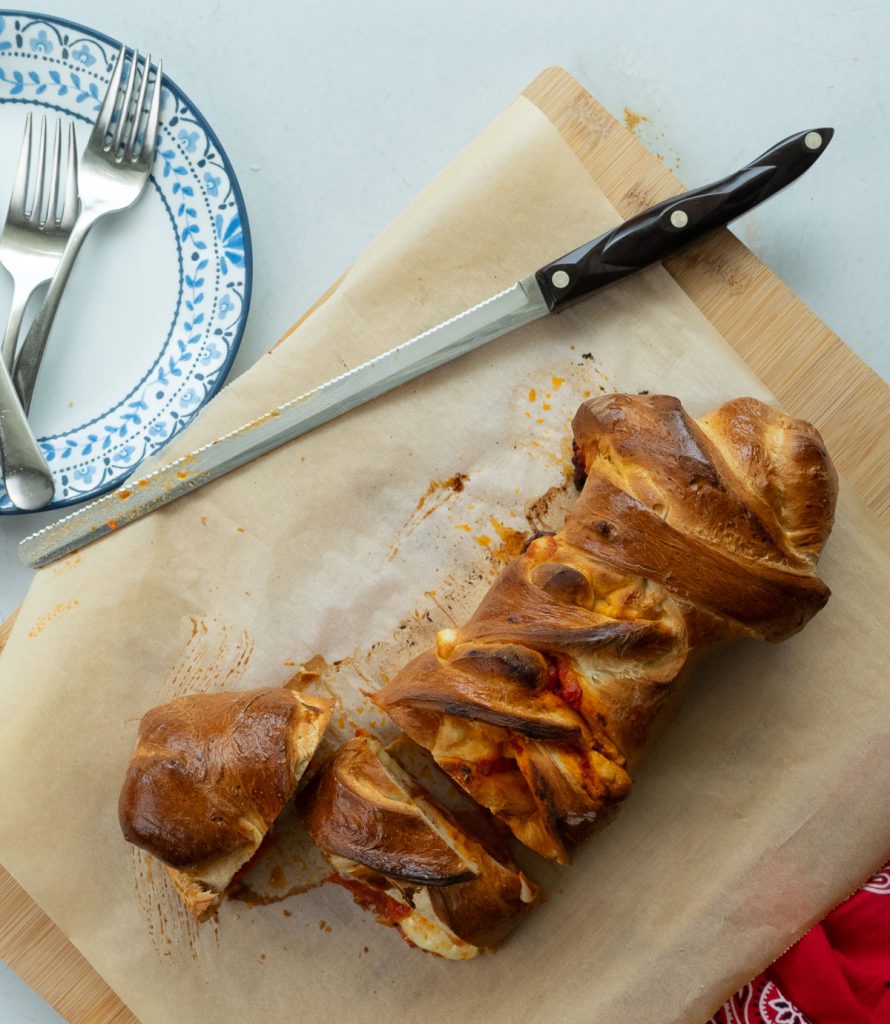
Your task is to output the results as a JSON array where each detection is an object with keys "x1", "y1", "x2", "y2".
[{"x1": 1, "y1": 95, "x2": 888, "y2": 1024}]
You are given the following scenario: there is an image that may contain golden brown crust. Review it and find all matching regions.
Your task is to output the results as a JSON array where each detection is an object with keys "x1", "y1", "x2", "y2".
[
  {"x1": 377, "y1": 646, "x2": 582, "y2": 741},
  {"x1": 426, "y1": 853, "x2": 533, "y2": 949},
  {"x1": 698, "y1": 398, "x2": 838, "y2": 565},
  {"x1": 119, "y1": 687, "x2": 332, "y2": 918},
  {"x1": 302, "y1": 737, "x2": 474, "y2": 886},
  {"x1": 564, "y1": 475, "x2": 830, "y2": 641},
  {"x1": 569, "y1": 394, "x2": 835, "y2": 640},
  {"x1": 303, "y1": 737, "x2": 540, "y2": 954},
  {"x1": 374, "y1": 395, "x2": 837, "y2": 862}
]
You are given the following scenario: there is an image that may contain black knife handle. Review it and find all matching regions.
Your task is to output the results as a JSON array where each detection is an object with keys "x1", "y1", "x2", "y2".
[{"x1": 535, "y1": 127, "x2": 834, "y2": 312}]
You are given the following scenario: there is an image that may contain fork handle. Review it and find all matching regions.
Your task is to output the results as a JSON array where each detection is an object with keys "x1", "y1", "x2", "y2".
[
  {"x1": 1, "y1": 279, "x2": 35, "y2": 370},
  {"x1": 13, "y1": 211, "x2": 98, "y2": 414},
  {"x1": 0, "y1": 354, "x2": 54, "y2": 510}
]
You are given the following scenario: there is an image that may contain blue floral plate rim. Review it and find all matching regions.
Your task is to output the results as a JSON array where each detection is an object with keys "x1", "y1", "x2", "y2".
[{"x1": 0, "y1": 9, "x2": 253, "y2": 514}]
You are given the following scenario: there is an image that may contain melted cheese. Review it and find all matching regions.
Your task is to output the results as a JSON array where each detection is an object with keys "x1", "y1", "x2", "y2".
[
  {"x1": 519, "y1": 875, "x2": 536, "y2": 904},
  {"x1": 399, "y1": 896, "x2": 478, "y2": 961}
]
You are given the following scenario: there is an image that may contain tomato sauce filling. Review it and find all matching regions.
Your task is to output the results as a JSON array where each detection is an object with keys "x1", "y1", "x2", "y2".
[
  {"x1": 545, "y1": 656, "x2": 584, "y2": 711},
  {"x1": 474, "y1": 755, "x2": 518, "y2": 776},
  {"x1": 328, "y1": 873, "x2": 411, "y2": 922}
]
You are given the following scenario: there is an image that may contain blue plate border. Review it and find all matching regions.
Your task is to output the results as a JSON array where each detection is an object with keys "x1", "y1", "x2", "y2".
[{"x1": 0, "y1": 9, "x2": 253, "y2": 514}]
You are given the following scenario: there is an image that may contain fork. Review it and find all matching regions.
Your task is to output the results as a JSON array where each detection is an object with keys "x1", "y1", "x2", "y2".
[
  {"x1": 13, "y1": 46, "x2": 163, "y2": 413},
  {"x1": 0, "y1": 114, "x2": 78, "y2": 370},
  {"x1": 0, "y1": 114, "x2": 75, "y2": 510},
  {"x1": 0, "y1": 352, "x2": 53, "y2": 510}
]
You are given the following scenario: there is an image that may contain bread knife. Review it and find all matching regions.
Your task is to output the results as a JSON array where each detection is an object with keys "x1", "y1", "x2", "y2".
[{"x1": 20, "y1": 127, "x2": 833, "y2": 569}]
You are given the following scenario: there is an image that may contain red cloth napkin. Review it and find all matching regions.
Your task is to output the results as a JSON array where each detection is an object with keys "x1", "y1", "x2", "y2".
[{"x1": 708, "y1": 861, "x2": 890, "y2": 1024}]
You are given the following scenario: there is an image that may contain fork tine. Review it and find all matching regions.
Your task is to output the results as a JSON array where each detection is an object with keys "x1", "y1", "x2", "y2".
[
  {"x1": 8, "y1": 113, "x2": 33, "y2": 217},
  {"x1": 90, "y1": 45, "x2": 126, "y2": 146},
  {"x1": 111, "y1": 49, "x2": 139, "y2": 156},
  {"x1": 29, "y1": 116, "x2": 47, "y2": 223},
  {"x1": 138, "y1": 58, "x2": 163, "y2": 165},
  {"x1": 46, "y1": 119, "x2": 62, "y2": 226},
  {"x1": 60, "y1": 122, "x2": 79, "y2": 231},
  {"x1": 125, "y1": 52, "x2": 152, "y2": 162}
]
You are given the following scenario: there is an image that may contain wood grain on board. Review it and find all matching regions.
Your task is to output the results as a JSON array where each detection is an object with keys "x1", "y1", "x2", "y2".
[{"x1": 0, "y1": 66, "x2": 887, "y2": 1023}]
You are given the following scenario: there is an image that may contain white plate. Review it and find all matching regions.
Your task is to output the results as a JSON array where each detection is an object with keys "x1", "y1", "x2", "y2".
[{"x1": 0, "y1": 10, "x2": 251, "y2": 512}]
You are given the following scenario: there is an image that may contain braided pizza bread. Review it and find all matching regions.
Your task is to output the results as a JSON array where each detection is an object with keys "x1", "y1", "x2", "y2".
[
  {"x1": 303, "y1": 736, "x2": 540, "y2": 958},
  {"x1": 374, "y1": 394, "x2": 837, "y2": 863},
  {"x1": 119, "y1": 687, "x2": 332, "y2": 919}
]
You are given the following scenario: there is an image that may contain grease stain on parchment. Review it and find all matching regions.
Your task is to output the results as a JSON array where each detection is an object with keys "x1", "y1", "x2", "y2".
[
  {"x1": 132, "y1": 846, "x2": 219, "y2": 963},
  {"x1": 462, "y1": 517, "x2": 529, "y2": 567},
  {"x1": 381, "y1": 358, "x2": 610, "y2": 582},
  {"x1": 159, "y1": 617, "x2": 255, "y2": 702},
  {"x1": 514, "y1": 360, "x2": 611, "y2": 475},
  {"x1": 26, "y1": 599, "x2": 80, "y2": 638},
  {"x1": 228, "y1": 802, "x2": 332, "y2": 908},
  {"x1": 51, "y1": 552, "x2": 81, "y2": 575},
  {"x1": 511, "y1": 359, "x2": 618, "y2": 534},
  {"x1": 382, "y1": 360, "x2": 608, "y2": 574},
  {"x1": 385, "y1": 473, "x2": 469, "y2": 562}
]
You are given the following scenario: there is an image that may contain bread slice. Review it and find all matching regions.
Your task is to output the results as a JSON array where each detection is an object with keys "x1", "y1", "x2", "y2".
[
  {"x1": 119, "y1": 687, "x2": 332, "y2": 920},
  {"x1": 302, "y1": 735, "x2": 539, "y2": 958}
]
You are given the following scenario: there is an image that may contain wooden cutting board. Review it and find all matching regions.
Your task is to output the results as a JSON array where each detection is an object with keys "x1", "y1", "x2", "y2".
[{"x1": 0, "y1": 66, "x2": 887, "y2": 1024}]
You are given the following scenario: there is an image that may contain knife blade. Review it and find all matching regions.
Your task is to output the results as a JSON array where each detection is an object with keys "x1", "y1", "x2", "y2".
[{"x1": 20, "y1": 127, "x2": 833, "y2": 569}]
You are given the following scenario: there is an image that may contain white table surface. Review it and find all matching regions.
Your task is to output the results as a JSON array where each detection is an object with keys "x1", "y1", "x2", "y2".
[{"x1": 1, "y1": 1, "x2": 887, "y2": 1020}]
